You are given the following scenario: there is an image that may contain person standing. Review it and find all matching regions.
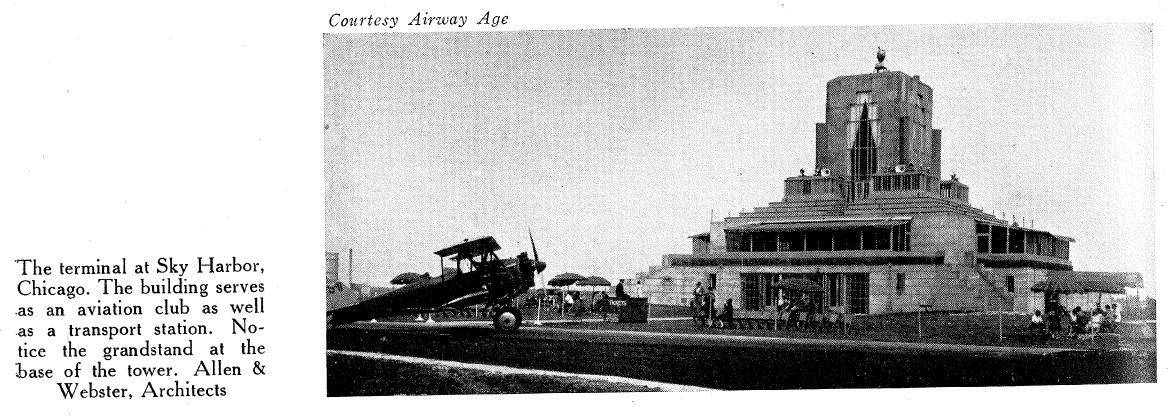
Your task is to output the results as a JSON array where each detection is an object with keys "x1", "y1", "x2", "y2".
[
  {"x1": 563, "y1": 291, "x2": 575, "y2": 317},
  {"x1": 1030, "y1": 310, "x2": 1046, "y2": 341},
  {"x1": 704, "y1": 286, "x2": 716, "y2": 328},
  {"x1": 1103, "y1": 304, "x2": 1116, "y2": 333},
  {"x1": 691, "y1": 282, "x2": 706, "y2": 323},
  {"x1": 1046, "y1": 309, "x2": 1061, "y2": 339},
  {"x1": 692, "y1": 282, "x2": 705, "y2": 308}
]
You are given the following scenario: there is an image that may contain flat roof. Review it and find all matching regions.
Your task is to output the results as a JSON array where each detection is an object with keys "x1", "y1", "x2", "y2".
[{"x1": 727, "y1": 217, "x2": 911, "y2": 232}]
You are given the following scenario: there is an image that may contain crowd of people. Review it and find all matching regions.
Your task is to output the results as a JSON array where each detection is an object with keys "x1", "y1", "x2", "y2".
[
  {"x1": 1029, "y1": 302, "x2": 1123, "y2": 341},
  {"x1": 691, "y1": 283, "x2": 734, "y2": 328},
  {"x1": 691, "y1": 282, "x2": 830, "y2": 329}
]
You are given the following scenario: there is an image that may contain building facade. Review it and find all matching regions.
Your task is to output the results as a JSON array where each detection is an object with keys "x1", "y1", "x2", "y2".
[{"x1": 637, "y1": 55, "x2": 1135, "y2": 315}]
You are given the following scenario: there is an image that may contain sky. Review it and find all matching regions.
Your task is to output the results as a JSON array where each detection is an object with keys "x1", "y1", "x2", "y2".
[{"x1": 323, "y1": 24, "x2": 1154, "y2": 296}]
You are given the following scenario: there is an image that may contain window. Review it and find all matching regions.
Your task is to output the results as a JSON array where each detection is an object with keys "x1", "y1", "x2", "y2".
[
  {"x1": 743, "y1": 233, "x2": 777, "y2": 252},
  {"x1": 740, "y1": 273, "x2": 784, "y2": 311},
  {"x1": 778, "y1": 232, "x2": 804, "y2": 251},
  {"x1": 991, "y1": 226, "x2": 1007, "y2": 254},
  {"x1": 741, "y1": 275, "x2": 760, "y2": 310},
  {"x1": 802, "y1": 180, "x2": 811, "y2": 195},
  {"x1": 976, "y1": 223, "x2": 991, "y2": 253},
  {"x1": 836, "y1": 228, "x2": 861, "y2": 251},
  {"x1": 708, "y1": 273, "x2": 717, "y2": 290},
  {"x1": 891, "y1": 223, "x2": 911, "y2": 251},
  {"x1": 1006, "y1": 275, "x2": 1015, "y2": 293},
  {"x1": 848, "y1": 92, "x2": 879, "y2": 178},
  {"x1": 851, "y1": 181, "x2": 871, "y2": 200},
  {"x1": 896, "y1": 273, "x2": 906, "y2": 294},
  {"x1": 1008, "y1": 228, "x2": 1025, "y2": 253},
  {"x1": 847, "y1": 273, "x2": 870, "y2": 314},
  {"x1": 746, "y1": 227, "x2": 902, "y2": 253},
  {"x1": 827, "y1": 274, "x2": 843, "y2": 308}
]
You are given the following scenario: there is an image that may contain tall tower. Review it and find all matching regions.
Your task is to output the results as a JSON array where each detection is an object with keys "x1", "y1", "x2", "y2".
[{"x1": 814, "y1": 50, "x2": 942, "y2": 183}]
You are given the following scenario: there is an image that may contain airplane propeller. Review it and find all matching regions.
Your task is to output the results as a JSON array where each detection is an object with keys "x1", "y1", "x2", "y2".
[
  {"x1": 528, "y1": 228, "x2": 549, "y2": 326},
  {"x1": 528, "y1": 229, "x2": 547, "y2": 273}
]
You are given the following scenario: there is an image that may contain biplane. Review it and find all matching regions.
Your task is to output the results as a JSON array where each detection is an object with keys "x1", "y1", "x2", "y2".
[{"x1": 327, "y1": 235, "x2": 546, "y2": 332}]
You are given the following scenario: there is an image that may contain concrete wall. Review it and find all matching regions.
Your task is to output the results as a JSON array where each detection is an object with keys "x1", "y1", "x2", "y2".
[
  {"x1": 637, "y1": 262, "x2": 1026, "y2": 315},
  {"x1": 709, "y1": 221, "x2": 726, "y2": 253},
  {"x1": 911, "y1": 213, "x2": 976, "y2": 262},
  {"x1": 817, "y1": 72, "x2": 936, "y2": 176},
  {"x1": 931, "y1": 129, "x2": 943, "y2": 175}
]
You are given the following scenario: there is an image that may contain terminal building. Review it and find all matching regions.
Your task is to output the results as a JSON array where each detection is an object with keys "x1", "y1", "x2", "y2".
[{"x1": 636, "y1": 52, "x2": 1141, "y2": 315}]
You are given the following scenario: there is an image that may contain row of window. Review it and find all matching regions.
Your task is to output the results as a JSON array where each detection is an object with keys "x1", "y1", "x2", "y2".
[
  {"x1": 740, "y1": 273, "x2": 869, "y2": 314},
  {"x1": 790, "y1": 175, "x2": 945, "y2": 197},
  {"x1": 873, "y1": 174, "x2": 922, "y2": 192},
  {"x1": 727, "y1": 224, "x2": 911, "y2": 253},
  {"x1": 975, "y1": 223, "x2": 1070, "y2": 259}
]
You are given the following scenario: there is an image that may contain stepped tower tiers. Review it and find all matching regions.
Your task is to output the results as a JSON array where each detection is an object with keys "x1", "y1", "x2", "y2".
[
  {"x1": 795, "y1": 58, "x2": 956, "y2": 204},
  {"x1": 635, "y1": 50, "x2": 1141, "y2": 316}
]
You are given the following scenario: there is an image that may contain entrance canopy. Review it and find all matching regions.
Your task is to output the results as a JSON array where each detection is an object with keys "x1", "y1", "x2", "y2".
[{"x1": 1030, "y1": 271, "x2": 1143, "y2": 294}]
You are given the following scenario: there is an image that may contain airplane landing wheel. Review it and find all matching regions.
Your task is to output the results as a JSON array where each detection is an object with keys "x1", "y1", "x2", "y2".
[{"x1": 493, "y1": 306, "x2": 522, "y2": 332}]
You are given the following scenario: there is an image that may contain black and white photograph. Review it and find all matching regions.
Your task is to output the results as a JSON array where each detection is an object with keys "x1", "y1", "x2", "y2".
[
  {"x1": 5, "y1": 2, "x2": 1164, "y2": 415},
  {"x1": 324, "y1": 24, "x2": 1155, "y2": 395}
]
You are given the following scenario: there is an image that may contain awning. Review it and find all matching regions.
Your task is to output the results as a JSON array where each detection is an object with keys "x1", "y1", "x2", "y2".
[
  {"x1": 1030, "y1": 271, "x2": 1142, "y2": 294},
  {"x1": 727, "y1": 219, "x2": 908, "y2": 232},
  {"x1": 1029, "y1": 278, "x2": 1086, "y2": 294}
]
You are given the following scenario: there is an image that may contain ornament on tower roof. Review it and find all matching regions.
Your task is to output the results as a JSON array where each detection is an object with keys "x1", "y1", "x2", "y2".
[{"x1": 874, "y1": 47, "x2": 888, "y2": 73}]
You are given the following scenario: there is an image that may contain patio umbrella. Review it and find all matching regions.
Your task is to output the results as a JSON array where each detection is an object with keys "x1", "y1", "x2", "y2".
[
  {"x1": 577, "y1": 276, "x2": 613, "y2": 310},
  {"x1": 548, "y1": 272, "x2": 586, "y2": 287},
  {"x1": 577, "y1": 275, "x2": 612, "y2": 287},
  {"x1": 773, "y1": 278, "x2": 824, "y2": 293},
  {"x1": 390, "y1": 272, "x2": 423, "y2": 285},
  {"x1": 548, "y1": 273, "x2": 586, "y2": 317}
]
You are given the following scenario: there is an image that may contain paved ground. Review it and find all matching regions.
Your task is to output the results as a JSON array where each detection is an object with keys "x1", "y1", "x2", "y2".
[
  {"x1": 326, "y1": 320, "x2": 1156, "y2": 394},
  {"x1": 358, "y1": 319, "x2": 1082, "y2": 356},
  {"x1": 329, "y1": 349, "x2": 713, "y2": 393}
]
